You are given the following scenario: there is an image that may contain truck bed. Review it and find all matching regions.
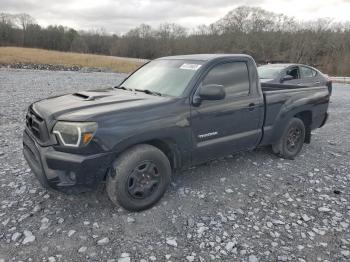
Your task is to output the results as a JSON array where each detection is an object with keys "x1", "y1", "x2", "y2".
[
  {"x1": 261, "y1": 82, "x2": 311, "y2": 92},
  {"x1": 260, "y1": 85, "x2": 330, "y2": 146}
]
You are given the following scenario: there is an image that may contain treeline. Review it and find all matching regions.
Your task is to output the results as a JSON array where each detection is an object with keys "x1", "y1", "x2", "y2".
[{"x1": 1, "y1": 7, "x2": 350, "y2": 75}]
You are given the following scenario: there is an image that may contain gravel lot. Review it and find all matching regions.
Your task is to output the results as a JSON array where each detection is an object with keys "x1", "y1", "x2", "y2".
[{"x1": 0, "y1": 68, "x2": 349, "y2": 262}]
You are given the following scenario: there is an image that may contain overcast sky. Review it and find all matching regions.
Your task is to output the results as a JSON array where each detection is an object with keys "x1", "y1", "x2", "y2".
[{"x1": 1, "y1": 0, "x2": 350, "y2": 33}]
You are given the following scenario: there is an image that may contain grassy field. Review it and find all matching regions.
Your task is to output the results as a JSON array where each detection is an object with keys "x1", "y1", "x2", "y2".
[{"x1": 0, "y1": 47, "x2": 146, "y2": 73}]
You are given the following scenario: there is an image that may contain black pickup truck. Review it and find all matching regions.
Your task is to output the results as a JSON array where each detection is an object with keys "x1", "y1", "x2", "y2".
[{"x1": 23, "y1": 54, "x2": 330, "y2": 211}]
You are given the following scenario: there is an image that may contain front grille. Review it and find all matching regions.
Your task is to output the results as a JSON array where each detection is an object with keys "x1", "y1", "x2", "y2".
[{"x1": 26, "y1": 107, "x2": 50, "y2": 143}]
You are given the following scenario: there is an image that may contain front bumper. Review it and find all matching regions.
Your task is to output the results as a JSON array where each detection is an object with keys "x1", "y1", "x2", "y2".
[{"x1": 23, "y1": 130, "x2": 113, "y2": 193}]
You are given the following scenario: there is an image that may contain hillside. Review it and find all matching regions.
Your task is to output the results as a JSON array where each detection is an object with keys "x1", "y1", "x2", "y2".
[{"x1": 0, "y1": 47, "x2": 146, "y2": 73}]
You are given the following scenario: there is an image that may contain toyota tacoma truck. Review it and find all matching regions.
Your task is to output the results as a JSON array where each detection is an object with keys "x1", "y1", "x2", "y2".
[{"x1": 23, "y1": 54, "x2": 330, "y2": 211}]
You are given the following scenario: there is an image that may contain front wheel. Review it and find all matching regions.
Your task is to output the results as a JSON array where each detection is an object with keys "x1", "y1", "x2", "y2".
[
  {"x1": 106, "y1": 144, "x2": 171, "y2": 211},
  {"x1": 272, "y1": 117, "x2": 306, "y2": 159}
]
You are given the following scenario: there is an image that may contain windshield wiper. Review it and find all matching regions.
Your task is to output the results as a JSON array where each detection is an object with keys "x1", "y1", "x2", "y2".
[
  {"x1": 115, "y1": 86, "x2": 133, "y2": 91},
  {"x1": 116, "y1": 86, "x2": 162, "y2": 96},
  {"x1": 134, "y1": 89, "x2": 162, "y2": 96}
]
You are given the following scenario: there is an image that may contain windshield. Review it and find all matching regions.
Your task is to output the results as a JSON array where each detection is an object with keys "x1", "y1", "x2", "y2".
[
  {"x1": 120, "y1": 59, "x2": 204, "y2": 97},
  {"x1": 258, "y1": 66, "x2": 284, "y2": 79}
]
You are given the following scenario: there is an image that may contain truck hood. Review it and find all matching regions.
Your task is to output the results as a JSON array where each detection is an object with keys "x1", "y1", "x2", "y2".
[{"x1": 32, "y1": 88, "x2": 172, "y2": 124}]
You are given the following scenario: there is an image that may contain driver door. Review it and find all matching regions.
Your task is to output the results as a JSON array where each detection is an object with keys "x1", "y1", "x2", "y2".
[{"x1": 190, "y1": 61, "x2": 263, "y2": 164}]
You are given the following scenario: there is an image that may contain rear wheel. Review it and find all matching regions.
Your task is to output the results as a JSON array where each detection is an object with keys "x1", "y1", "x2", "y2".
[
  {"x1": 106, "y1": 144, "x2": 171, "y2": 211},
  {"x1": 272, "y1": 117, "x2": 306, "y2": 159}
]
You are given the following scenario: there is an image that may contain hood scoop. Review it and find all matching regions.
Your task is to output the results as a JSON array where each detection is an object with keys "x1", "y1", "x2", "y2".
[
  {"x1": 73, "y1": 92, "x2": 91, "y2": 99},
  {"x1": 72, "y1": 92, "x2": 111, "y2": 101}
]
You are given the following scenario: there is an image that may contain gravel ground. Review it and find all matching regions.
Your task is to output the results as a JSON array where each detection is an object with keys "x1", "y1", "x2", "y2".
[{"x1": 0, "y1": 68, "x2": 349, "y2": 262}]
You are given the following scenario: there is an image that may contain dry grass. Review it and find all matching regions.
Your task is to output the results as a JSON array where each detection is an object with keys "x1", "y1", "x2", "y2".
[{"x1": 0, "y1": 47, "x2": 146, "y2": 73}]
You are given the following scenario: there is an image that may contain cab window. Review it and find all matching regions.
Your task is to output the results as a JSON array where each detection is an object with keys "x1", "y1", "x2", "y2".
[{"x1": 202, "y1": 62, "x2": 250, "y2": 97}]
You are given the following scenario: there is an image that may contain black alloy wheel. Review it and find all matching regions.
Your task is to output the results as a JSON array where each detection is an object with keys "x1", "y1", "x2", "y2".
[
  {"x1": 127, "y1": 161, "x2": 161, "y2": 199},
  {"x1": 286, "y1": 126, "x2": 303, "y2": 153},
  {"x1": 272, "y1": 117, "x2": 306, "y2": 159},
  {"x1": 106, "y1": 144, "x2": 171, "y2": 211}
]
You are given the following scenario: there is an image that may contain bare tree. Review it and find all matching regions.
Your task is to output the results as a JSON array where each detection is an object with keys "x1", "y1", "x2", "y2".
[
  {"x1": 1, "y1": 8, "x2": 350, "y2": 75},
  {"x1": 14, "y1": 13, "x2": 36, "y2": 45}
]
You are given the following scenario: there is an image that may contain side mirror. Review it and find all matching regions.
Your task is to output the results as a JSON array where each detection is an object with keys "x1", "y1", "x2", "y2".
[
  {"x1": 281, "y1": 75, "x2": 294, "y2": 82},
  {"x1": 193, "y1": 84, "x2": 226, "y2": 105}
]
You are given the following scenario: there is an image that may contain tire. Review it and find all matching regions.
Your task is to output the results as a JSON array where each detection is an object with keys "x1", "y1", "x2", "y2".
[
  {"x1": 272, "y1": 117, "x2": 306, "y2": 160},
  {"x1": 106, "y1": 144, "x2": 171, "y2": 211}
]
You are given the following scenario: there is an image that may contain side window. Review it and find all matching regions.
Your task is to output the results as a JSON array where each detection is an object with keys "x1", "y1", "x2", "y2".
[
  {"x1": 301, "y1": 66, "x2": 317, "y2": 78},
  {"x1": 202, "y1": 62, "x2": 250, "y2": 97},
  {"x1": 286, "y1": 67, "x2": 300, "y2": 79}
]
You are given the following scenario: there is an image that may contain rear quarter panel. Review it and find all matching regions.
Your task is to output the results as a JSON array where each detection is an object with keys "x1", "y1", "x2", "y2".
[{"x1": 260, "y1": 86, "x2": 330, "y2": 146}]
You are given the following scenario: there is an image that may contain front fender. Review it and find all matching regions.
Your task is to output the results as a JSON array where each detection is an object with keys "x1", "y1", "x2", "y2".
[{"x1": 108, "y1": 126, "x2": 192, "y2": 169}]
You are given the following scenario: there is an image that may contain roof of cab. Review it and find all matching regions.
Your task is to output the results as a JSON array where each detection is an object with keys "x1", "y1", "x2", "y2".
[{"x1": 157, "y1": 54, "x2": 252, "y2": 61}]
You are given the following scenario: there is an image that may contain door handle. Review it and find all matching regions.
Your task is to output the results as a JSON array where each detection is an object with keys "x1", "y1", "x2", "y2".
[
  {"x1": 248, "y1": 103, "x2": 256, "y2": 111},
  {"x1": 315, "y1": 81, "x2": 321, "y2": 85}
]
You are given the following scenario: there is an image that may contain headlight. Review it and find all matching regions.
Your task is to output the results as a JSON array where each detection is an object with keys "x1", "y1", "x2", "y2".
[{"x1": 53, "y1": 121, "x2": 98, "y2": 147}]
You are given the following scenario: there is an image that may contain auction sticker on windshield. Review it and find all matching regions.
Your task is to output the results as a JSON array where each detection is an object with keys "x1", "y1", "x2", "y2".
[{"x1": 180, "y1": 63, "x2": 202, "y2": 70}]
